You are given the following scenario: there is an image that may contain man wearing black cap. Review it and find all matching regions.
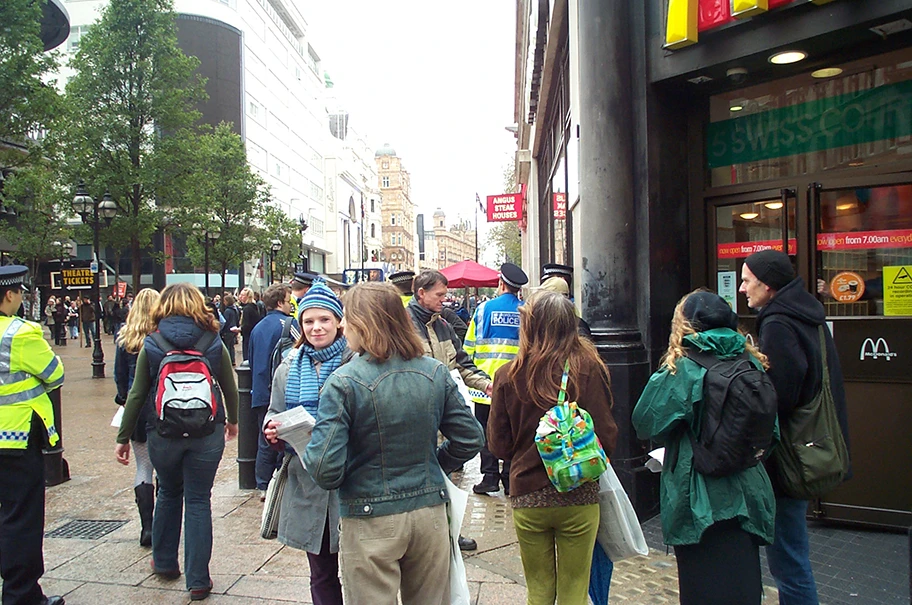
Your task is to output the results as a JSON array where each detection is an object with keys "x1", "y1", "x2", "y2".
[
  {"x1": 540, "y1": 262, "x2": 574, "y2": 288},
  {"x1": 465, "y1": 262, "x2": 528, "y2": 495},
  {"x1": 392, "y1": 270, "x2": 469, "y2": 343},
  {"x1": 0, "y1": 266, "x2": 66, "y2": 605},
  {"x1": 289, "y1": 272, "x2": 316, "y2": 321},
  {"x1": 741, "y1": 250, "x2": 850, "y2": 605}
]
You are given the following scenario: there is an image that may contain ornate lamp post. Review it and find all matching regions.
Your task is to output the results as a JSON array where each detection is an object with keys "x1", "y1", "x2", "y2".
[
  {"x1": 269, "y1": 239, "x2": 282, "y2": 283},
  {"x1": 73, "y1": 182, "x2": 117, "y2": 378},
  {"x1": 298, "y1": 213, "x2": 309, "y2": 273}
]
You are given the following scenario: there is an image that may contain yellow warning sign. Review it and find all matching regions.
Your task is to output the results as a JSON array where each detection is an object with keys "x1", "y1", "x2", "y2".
[{"x1": 883, "y1": 266, "x2": 912, "y2": 316}]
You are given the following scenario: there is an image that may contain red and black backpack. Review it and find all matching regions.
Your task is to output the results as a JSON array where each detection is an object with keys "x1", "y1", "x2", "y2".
[{"x1": 150, "y1": 331, "x2": 219, "y2": 439}]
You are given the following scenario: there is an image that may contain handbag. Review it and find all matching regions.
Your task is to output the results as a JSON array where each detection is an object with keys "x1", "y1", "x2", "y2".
[
  {"x1": 260, "y1": 454, "x2": 291, "y2": 540},
  {"x1": 595, "y1": 464, "x2": 648, "y2": 561},
  {"x1": 444, "y1": 475, "x2": 471, "y2": 605},
  {"x1": 535, "y1": 361, "x2": 608, "y2": 492},
  {"x1": 772, "y1": 326, "x2": 849, "y2": 500}
]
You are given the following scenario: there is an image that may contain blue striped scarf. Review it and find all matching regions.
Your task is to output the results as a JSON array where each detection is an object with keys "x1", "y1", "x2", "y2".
[{"x1": 284, "y1": 337, "x2": 347, "y2": 415}]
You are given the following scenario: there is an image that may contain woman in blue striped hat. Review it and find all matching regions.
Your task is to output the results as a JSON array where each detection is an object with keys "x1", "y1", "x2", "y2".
[{"x1": 263, "y1": 278, "x2": 351, "y2": 605}]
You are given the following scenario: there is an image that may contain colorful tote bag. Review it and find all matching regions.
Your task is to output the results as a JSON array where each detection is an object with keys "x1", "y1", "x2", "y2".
[{"x1": 535, "y1": 361, "x2": 608, "y2": 492}]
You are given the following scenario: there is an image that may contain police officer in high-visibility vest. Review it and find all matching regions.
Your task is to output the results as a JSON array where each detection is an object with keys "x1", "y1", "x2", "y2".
[
  {"x1": 289, "y1": 271, "x2": 316, "y2": 322},
  {"x1": 0, "y1": 266, "x2": 66, "y2": 605},
  {"x1": 389, "y1": 270, "x2": 416, "y2": 307},
  {"x1": 465, "y1": 262, "x2": 528, "y2": 495}
]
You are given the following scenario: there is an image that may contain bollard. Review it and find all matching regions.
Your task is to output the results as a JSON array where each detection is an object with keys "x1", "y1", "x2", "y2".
[
  {"x1": 43, "y1": 388, "x2": 70, "y2": 486},
  {"x1": 236, "y1": 362, "x2": 257, "y2": 489}
]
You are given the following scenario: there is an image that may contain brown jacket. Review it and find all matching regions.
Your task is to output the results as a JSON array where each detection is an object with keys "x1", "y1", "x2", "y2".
[{"x1": 487, "y1": 358, "x2": 618, "y2": 498}]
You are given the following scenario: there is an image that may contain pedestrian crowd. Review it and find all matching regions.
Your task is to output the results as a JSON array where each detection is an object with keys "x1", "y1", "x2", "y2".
[{"x1": 0, "y1": 248, "x2": 850, "y2": 605}]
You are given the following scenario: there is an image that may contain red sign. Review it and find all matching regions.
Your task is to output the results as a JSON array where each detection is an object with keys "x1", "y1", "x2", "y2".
[
  {"x1": 115, "y1": 281, "x2": 127, "y2": 298},
  {"x1": 486, "y1": 193, "x2": 522, "y2": 222},
  {"x1": 698, "y1": 0, "x2": 797, "y2": 32},
  {"x1": 717, "y1": 238, "x2": 797, "y2": 259},
  {"x1": 816, "y1": 229, "x2": 912, "y2": 251},
  {"x1": 553, "y1": 192, "x2": 567, "y2": 220}
]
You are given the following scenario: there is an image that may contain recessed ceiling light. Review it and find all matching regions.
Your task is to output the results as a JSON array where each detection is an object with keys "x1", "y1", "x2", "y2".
[
  {"x1": 769, "y1": 51, "x2": 807, "y2": 65},
  {"x1": 764, "y1": 202, "x2": 784, "y2": 210},
  {"x1": 730, "y1": 105, "x2": 744, "y2": 112},
  {"x1": 836, "y1": 203, "x2": 855, "y2": 211},
  {"x1": 739, "y1": 212, "x2": 760, "y2": 220},
  {"x1": 812, "y1": 67, "x2": 843, "y2": 78}
]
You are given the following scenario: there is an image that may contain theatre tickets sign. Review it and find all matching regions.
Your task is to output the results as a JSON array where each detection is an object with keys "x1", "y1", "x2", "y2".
[
  {"x1": 665, "y1": 0, "x2": 834, "y2": 50},
  {"x1": 487, "y1": 193, "x2": 522, "y2": 222}
]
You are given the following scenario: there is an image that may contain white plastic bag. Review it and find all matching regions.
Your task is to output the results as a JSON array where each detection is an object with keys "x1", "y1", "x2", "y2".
[
  {"x1": 449, "y1": 369, "x2": 474, "y2": 415},
  {"x1": 595, "y1": 465, "x2": 649, "y2": 561},
  {"x1": 444, "y1": 475, "x2": 471, "y2": 605}
]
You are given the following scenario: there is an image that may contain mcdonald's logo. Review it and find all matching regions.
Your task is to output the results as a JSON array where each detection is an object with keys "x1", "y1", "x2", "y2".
[{"x1": 859, "y1": 338, "x2": 898, "y2": 361}]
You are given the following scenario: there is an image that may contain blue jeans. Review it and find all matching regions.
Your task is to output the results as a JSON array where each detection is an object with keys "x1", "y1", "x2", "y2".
[
  {"x1": 766, "y1": 497, "x2": 819, "y2": 605},
  {"x1": 82, "y1": 321, "x2": 96, "y2": 347},
  {"x1": 147, "y1": 429, "x2": 225, "y2": 591}
]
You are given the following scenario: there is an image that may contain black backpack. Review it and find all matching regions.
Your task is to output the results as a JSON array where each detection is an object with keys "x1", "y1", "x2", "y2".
[
  {"x1": 685, "y1": 350, "x2": 778, "y2": 478},
  {"x1": 267, "y1": 317, "x2": 297, "y2": 392}
]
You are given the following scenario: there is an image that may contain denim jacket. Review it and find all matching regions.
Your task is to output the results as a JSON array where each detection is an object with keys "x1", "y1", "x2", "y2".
[{"x1": 303, "y1": 354, "x2": 484, "y2": 518}]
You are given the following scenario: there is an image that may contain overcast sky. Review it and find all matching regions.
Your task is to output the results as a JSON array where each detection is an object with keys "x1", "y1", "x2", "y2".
[{"x1": 306, "y1": 0, "x2": 517, "y2": 263}]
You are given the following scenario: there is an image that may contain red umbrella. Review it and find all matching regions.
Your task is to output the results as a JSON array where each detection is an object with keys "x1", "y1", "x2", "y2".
[{"x1": 439, "y1": 260, "x2": 500, "y2": 288}]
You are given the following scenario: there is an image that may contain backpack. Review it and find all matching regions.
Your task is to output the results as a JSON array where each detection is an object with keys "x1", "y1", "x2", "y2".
[
  {"x1": 150, "y1": 331, "x2": 219, "y2": 439},
  {"x1": 267, "y1": 317, "x2": 297, "y2": 393},
  {"x1": 685, "y1": 349, "x2": 778, "y2": 478},
  {"x1": 772, "y1": 326, "x2": 850, "y2": 499},
  {"x1": 535, "y1": 361, "x2": 608, "y2": 492}
]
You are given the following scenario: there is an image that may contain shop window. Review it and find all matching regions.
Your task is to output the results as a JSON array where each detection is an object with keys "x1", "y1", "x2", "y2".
[
  {"x1": 715, "y1": 198, "x2": 796, "y2": 315},
  {"x1": 817, "y1": 184, "x2": 912, "y2": 317}
]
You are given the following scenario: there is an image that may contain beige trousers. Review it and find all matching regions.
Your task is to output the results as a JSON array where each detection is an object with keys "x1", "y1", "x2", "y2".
[{"x1": 339, "y1": 503, "x2": 450, "y2": 605}]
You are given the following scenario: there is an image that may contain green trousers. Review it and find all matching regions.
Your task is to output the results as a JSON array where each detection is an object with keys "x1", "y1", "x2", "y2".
[{"x1": 512, "y1": 503, "x2": 599, "y2": 605}]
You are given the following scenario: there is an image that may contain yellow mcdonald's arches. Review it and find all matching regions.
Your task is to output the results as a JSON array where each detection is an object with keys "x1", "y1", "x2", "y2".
[
  {"x1": 731, "y1": 0, "x2": 768, "y2": 19},
  {"x1": 665, "y1": 0, "x2": 698, "y2": 49}
]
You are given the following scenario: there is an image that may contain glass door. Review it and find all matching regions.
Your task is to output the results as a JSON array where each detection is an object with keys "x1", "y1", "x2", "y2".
[{"x1": 708, "y1": 188, "x2": 798, "y2": 318}]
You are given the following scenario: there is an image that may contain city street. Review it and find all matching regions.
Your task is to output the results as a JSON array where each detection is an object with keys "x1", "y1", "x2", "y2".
[{"x1": 2, "y1": 336, "x2": 903, "y2": 604}]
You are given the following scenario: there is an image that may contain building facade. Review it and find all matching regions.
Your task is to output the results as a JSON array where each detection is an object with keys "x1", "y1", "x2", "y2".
[
  {"x1": 375, "y1": 144, "x2": 416, "y2": 273},
  {"x1": 58, "y1": 0, "x2": 332, "y2": 290},
  {"x1": 515, "y1": 0, "x2": 912, "y2": 528},
  {"x1": 430, "y1": 209, "x2": 477, "y2": 269}
]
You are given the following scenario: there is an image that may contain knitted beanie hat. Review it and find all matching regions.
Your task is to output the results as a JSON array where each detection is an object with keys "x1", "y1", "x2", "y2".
[
  {"x1": 298, "y1": 278, "x2": 343, "y2": 319},
  {"x1": 682, "y1": 291, "x2": 738, "y2": 332},
  {"x1": 744, "y1": 250, "x2": 795, "y2": 291}
]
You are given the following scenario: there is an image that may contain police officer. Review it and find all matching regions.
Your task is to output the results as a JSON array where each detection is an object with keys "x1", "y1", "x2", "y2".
[
  {"x1": 388, "y1": 270, "x2": 416, "y2": 306},
  {"x1": 465, "y1": 262, "x2": 528, "y2": 495},
  {"x1": 0, "y1": 266, "x2": 66, "y2": 605},
  {"x1": 541, "y1": 262, "x2": 574, "y2": 289},
  {"x1": 289, "y1": 271, "x2": 316, "y2": 321}
]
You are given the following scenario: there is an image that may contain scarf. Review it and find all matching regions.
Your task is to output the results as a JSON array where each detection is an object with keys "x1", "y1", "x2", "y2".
[
  {"x1": 407, "y1": 298, "x2": 436, "y2": 325},
  {"x1": 284, "y1": 336, "x2": 348, "y2": 415}
]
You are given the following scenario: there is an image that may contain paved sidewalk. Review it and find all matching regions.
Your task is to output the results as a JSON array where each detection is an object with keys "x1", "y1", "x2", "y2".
[{"x1": 6, "y1": 337, "x2": 904, "y2": 603}]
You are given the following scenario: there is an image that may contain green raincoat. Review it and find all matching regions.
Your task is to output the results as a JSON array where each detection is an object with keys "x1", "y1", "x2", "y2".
[{"x1": 632, "y1": 328, "x2": 778, "y2": 546}]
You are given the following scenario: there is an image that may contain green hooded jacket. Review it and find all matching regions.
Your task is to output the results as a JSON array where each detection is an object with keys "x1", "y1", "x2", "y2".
[{"x1": 631, "y1": 328, "x2": 778, "y2": 546}]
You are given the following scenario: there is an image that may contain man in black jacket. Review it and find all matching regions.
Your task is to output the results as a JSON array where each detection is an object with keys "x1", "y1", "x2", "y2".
[
  {"x1": 741, "y1": 250, "x2": 850, "y2": 605},
  {"x1": 238, "y1": 287, "x2": 262, "y2": 362}
]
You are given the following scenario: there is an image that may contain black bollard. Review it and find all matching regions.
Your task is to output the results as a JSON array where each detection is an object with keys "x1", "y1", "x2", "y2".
[
  {"x1": 236, "y1": 362, "x2": 257, "y2": 489},
  {"x1": 43, "y1": 388, "x2": 70, "y2": 486}
]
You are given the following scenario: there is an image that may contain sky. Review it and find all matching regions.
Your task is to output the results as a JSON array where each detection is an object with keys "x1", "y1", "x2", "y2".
[{"x1": 305, "y1": 0, "x2": 518, "y2": 263}]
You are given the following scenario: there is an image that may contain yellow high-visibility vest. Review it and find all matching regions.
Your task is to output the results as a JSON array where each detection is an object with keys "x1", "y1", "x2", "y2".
[
  {"x1": 464, "y1": 294, "x2": 522, "y2": 405},
  {"x1": 0, "y1": 316, "x2": 65, "y2": 450}
]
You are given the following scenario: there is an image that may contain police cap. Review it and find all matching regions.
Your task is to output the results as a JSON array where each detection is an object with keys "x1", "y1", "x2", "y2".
[
  {"x1": 541, "y1": 263, "x2": 573, "y2": 282},
  {"x1": 0, "y1": 265, "x2": 29, "y2": 291},
  {"x1": 291, "y1": 272, "x2": 318, "y2": 288},
  {"x1": 499, "y1": 263, "x2": 528, "y2": 289},
  {"x1": 388, "y1": 270, "x2": 415, "y2": 285}
]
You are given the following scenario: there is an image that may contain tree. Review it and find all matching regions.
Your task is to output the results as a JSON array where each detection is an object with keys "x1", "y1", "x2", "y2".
[
  {"x1": 175, "y1": 123, "x2": 271, "y2": 291},
  {"x1": 261, "y1": 205, "x2": 304, "y2": 283},
  {"x1": 0, "y1": 0, "x2": 62, "y2": 172},
  {"x1": 60, "y1": 0, "x2": 207, "y2": 291},
  {"x1": 0, "y1": 163, "x2": 73, "y2": 288},
  {"x1": 486, "y1": 160, "x2": 521, "y2": 265}
]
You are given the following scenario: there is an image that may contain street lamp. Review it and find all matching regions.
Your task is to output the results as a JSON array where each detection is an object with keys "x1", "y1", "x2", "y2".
[
  {"x1": 199, "y1": 226, "x2": 221, "y2": 297},
  {"x1": 73, "y1": 181, "x2": 117, "y2": 378},
  {"x1": 269, "y1": 239, "x2": 282, "y2": 283},
  {"x1": 298, "y1": 213, "x2": 309, "y2": 273}
]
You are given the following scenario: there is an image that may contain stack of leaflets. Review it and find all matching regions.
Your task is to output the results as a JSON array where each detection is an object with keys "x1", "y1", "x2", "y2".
[{"x1": 270, "y1": 406, "x2": 317, "y2": 467}]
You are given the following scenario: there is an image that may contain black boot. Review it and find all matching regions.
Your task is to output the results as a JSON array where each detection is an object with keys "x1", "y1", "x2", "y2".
[{"x1": 135, "y1": 483, "x2": 154, "y2": 547}]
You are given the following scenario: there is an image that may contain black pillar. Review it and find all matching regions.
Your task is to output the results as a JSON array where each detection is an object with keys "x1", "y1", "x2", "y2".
[
  {"x1": 43, "y1": 388, "x2": 70, "y2": 486},
  {"x1": 577, "y1": 0, "x2": 655, "y2": 516},
  {"x1": 235, "y1": 364, "x2": 256, "y2": 489}
]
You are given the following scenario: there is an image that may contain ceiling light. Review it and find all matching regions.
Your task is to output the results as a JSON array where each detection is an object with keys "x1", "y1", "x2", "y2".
[
  {"x1": 769, "y1": 51, "x2": 807, "y2": 65},
  {"x1": 848, "y1": 161, "x2": 864, "y2": 167},
  {"x1": 764, "y1": 202, "x2": 784, "y2": 210},
  {"x1": 836, "y1": 203, "x2": 854, "y2": 211},
  {"x1": 730, "y1": 105, "x2": 744, "y2": 112},
  {"x1": 812, "y1": 67, "x2": 843, "y2": 78},
  {"x1": 739, "y1": 212, "x2": 760, "y2": 220}
]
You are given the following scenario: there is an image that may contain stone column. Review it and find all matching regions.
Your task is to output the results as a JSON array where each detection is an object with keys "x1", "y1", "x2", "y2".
[{"x1": 576, "y1": 0, "x2": 654, "y2": 513}]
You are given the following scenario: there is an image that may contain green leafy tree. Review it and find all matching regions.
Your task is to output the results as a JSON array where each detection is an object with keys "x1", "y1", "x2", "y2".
[
  {"x1": 0, "y1": 163, "x2": 73, "y2": 287},
  {"x1": 487, "y1": 160, "x2": 522, "y2": 265},
  {"x1": 0, "y1": 0, "x2": 62, "y2": 172},
  {"x1": 260, "y1": 205, "x2": 303, "y2": 284},
  {"x1": 176, "y1": 123, "x2": 272, "y2": 292},
  {"x1": 60, "y1": 0, "x2": 207, "y2": 291}
]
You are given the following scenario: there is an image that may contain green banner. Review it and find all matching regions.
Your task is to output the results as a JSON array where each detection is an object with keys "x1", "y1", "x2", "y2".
[{"x1": 707, "y1": 80, "x2": 912, "y2": 169}]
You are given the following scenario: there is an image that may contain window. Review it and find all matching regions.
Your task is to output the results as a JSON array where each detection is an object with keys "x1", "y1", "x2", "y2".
[
  {"x1": 370, "y1": 199, "x2": 375, "y2": 213},
  {"x1": 68, "y1": 26, "x2": 91, "y2": 53},
  {"x1": 381, "y1": 176, "x2": 390, "y2": 188},
  {"x1": 370, "y1": 223, "x2": 376, "y2": 238},
  {"x1": 391, "y1": 215, "x2": 396, "y2": 226}
]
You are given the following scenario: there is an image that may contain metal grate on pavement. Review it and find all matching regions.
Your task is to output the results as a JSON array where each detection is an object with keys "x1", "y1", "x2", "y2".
[{"x1": 46, "y1": 519, "x2": 128, "y2": 540}]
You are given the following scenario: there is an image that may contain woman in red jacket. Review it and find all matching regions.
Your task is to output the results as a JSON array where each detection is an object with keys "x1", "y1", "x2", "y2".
[{"x1": 487, "y1": 290, "x2": 618, "y2": 605}]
